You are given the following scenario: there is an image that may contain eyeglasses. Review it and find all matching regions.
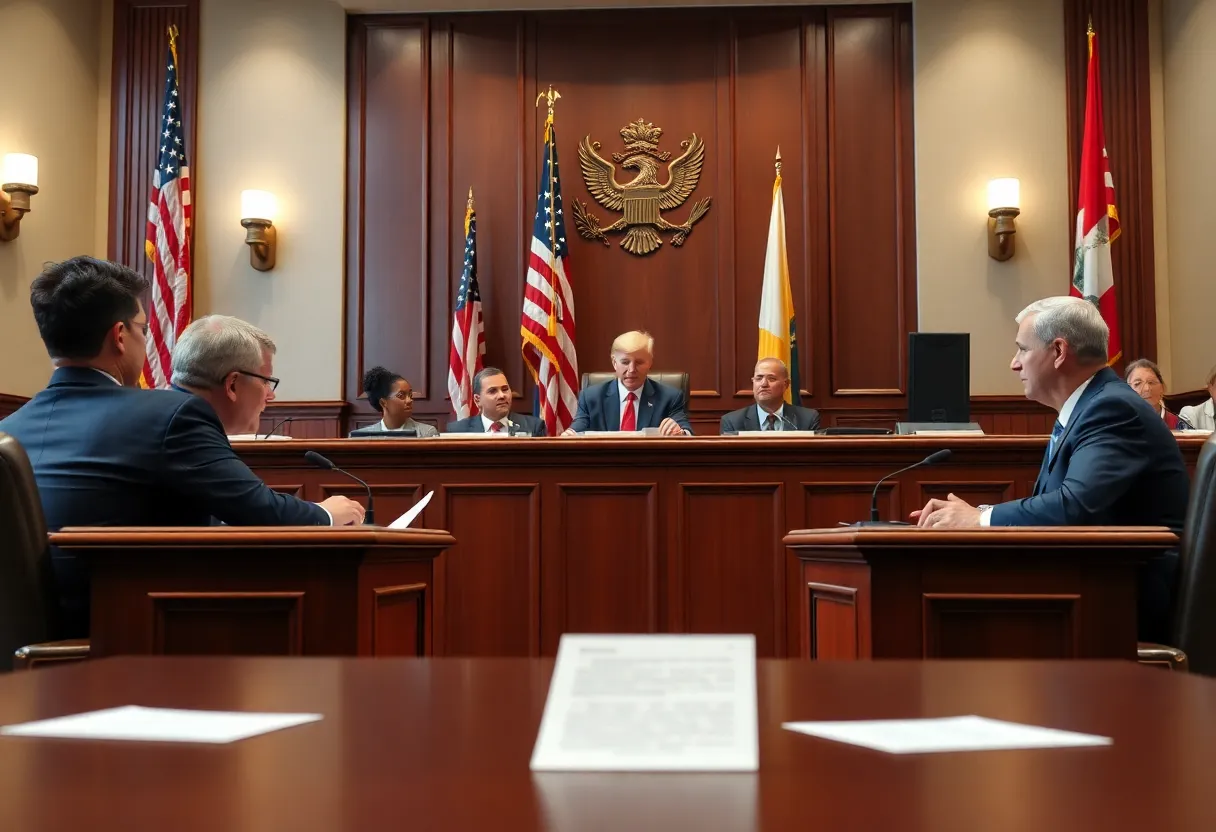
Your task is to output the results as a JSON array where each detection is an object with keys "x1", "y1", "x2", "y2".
[
  {"x1": 127, "y1": 319, "x2": 149, "y2": 338},
  {"x1": 235, "y1": 369, "x2": 280, "y2": 392},
  {"x1": 390, "y1": 390, "x2": 414, "y2": 401}
]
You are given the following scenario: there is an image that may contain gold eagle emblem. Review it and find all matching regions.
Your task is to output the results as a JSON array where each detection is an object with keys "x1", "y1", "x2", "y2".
[{"x1": 573, "y1": 118, "x2": 712, "y2": 256}]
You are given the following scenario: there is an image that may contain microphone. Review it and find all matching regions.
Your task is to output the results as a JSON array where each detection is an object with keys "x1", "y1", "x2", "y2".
[
  {"x1": 780, "y1": 411, "x2": 799, "y2": 432},
  {"x1": 1169, "y1": 410, "x2": 1194, "y2": 431},
  {"x1": 854, "y1": 449, "x2": 953, "y2": 527},
  {"x1": 261, "y1": 416, "x2": 294, "y2": 439},
  {"x1": 304, "y1": 450, "x2": 374, "y2": 525}
]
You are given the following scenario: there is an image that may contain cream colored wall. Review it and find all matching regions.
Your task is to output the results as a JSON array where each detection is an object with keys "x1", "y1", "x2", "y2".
[
  {"x1": 913, "y1": 0, "x2": 1071, "y2": 395},
  {"x1": 194, "y1": 0, "x2": 347, "y2": 401},
  {"x1": 1162, "y1": 0, "x2": 1216, "y2": 392},
  {"x1": 0, "y1": 0, "x2": 106, "y2": 397}
]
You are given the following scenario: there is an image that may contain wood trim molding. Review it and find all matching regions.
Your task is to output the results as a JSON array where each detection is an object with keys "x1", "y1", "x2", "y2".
[
  {"x1": 258, "y1": 400, "x2": 350, "y2": 439},
  {"x1": 1064, "y1": 0, "x2": 1155, "y2": 367},
  {"x1": 0, "y1": 393, "x2": 30, "y2": 420}
]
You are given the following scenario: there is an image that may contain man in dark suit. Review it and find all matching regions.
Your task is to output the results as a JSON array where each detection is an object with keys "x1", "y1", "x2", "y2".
[
  {"x1": 720, "y1": 358, "x2": 821, "y2": 434},
  {"x1": 563, "y1": 330, "x2": 693, "y2": 436},
  {"x1": 912, "y1": 296, "x2": 1190, "y2": 641},
  {"x1": 445, "y1": 367, "x2": 546, "y2": 436},
  {"x1": 0, "y1": 256, "x2": 364, "y2": 637}
]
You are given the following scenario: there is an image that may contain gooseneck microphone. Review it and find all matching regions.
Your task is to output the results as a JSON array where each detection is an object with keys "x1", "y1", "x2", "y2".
[
  {"x1": 261, "y1": 416, "x2": 294, "y2": 439},
  {"x1": 305, "y1": 450, "x2": 374, "y2": 525},
  {"x1": 854, "y1": 449, "x2": 953, "y2": 527},
  {"x1": 780, "y1": 412, "x2": 799, "y2": 432}
]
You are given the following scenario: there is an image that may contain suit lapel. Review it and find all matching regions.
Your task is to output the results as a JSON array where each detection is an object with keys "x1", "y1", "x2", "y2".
[
  {"x1": 742, "y1": 406, "x2": 759, "y2": 431},
  {"x1": 472, "y1": 416, "x2": 486, "y2": 433},
  {"x1": 637, "y1": 380, "x2": 656, "y2": 430},
  {"x1": 605, "y1": 382, "x2": 621, "y2": 431},
  {"x1": 1044, "y1": 368, "x2": 1112, "y2": 475}
]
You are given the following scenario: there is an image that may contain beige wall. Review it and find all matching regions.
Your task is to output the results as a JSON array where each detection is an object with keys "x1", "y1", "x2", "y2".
[
  {"x1": 914, "y1": 0, "x2": 1071, "y2": 395},
  {"x1": 1162, "y1": 0, "x2": 1216, "y2": 392},
  {"x1": 194, "y1": 0, "x2": 347, "y2": 401},
  {"x1": 0, "y1": 0, "x2": 106, "y2": 396}
]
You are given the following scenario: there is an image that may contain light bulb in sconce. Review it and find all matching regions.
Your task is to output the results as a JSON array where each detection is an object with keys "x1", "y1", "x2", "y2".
[
  {"x1": 239, "y1": 190, "x2": 278, "y2": 271},
  {"x1": 986, "y1": 178, "x2": 1021, "y2": 262},
  {"x1": 1, "y1": 153, "x2": 41, "y2": 243}
]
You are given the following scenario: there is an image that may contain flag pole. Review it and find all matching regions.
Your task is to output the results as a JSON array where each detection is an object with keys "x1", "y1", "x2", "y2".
[{"x1": 535, "y1": 85, "x2": 562, "y2": 337}]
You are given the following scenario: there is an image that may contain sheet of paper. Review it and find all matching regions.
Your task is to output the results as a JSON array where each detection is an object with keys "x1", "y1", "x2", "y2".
[
  {"x1": 226, "y1": 434, "x2": 293, "y2": 441},
  {"x1": 582, "y1": 428, "x2": 662, "y2": 437},
  {"x1": 734, "y1": 431, "x2": 807, "y2": 438},
  {"x1": 388, "y1": 490, "x2": 433, "y2": 529},
  {"x1": 782, "y1": 715, "x2": 1111, "y2": 754},
  {"x1": 0, "y1": 705, "x2": 322, "y2": 744},
  {"x1": 530, "y1": 634, "x2": 758, "y2": 772}
]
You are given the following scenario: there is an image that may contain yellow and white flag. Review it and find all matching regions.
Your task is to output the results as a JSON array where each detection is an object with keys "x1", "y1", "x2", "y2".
[{"x1": 757, "y1": 152, "x2": 800, "y2": 404}]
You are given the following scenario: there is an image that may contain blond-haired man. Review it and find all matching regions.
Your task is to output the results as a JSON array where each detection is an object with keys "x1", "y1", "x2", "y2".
[{"x1": 563, "y1": 330, "x2": 692, "y2": 436}]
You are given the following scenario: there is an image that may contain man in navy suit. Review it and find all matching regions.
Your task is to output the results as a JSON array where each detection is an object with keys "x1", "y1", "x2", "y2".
[
  {"x1": 720, "y1": 358, "x2": 821, "y2": 434},
  {"x1": 0, "y1": 257, "x2": 364, "y2": 637},
  {"x1": 445, "y1": 367, "x2": 547, "y2": 436},
  {"x1": 563, "y1": 330, "x2": 693, "y2": 436},
  {"x1": 912, "y1": 296, "x2": 1190, "y2": 641}
]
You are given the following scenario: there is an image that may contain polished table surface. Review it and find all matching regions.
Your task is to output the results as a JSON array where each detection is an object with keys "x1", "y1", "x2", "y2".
[
  {"x1": 1, "y1": 657, "x2": 1215, "y2": 830},
  {"x1": 237, "y1": 435, "x2": 1206, "y2": 658}
]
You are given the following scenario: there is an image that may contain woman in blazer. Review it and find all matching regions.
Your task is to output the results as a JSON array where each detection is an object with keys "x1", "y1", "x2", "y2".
[
  {"x1": 357, "y1": 366, "x2": 439, "y2": 437},
  {"x1": 1179, "y1": 363, "x2": 1216, "y2": 431}
]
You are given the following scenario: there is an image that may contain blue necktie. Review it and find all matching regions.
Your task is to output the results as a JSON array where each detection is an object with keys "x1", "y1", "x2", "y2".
[{"x1": 1034, "y1": 420, "x2": 1065, "y2": 495}]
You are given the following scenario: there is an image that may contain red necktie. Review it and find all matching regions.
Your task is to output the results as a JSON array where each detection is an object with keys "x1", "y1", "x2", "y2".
[
  {"x1": 490, "y1": 422, "x2": 503, "y2": 433},
  {"x1": 621, "y1": 392, "x2": 637, "y2": 431}
]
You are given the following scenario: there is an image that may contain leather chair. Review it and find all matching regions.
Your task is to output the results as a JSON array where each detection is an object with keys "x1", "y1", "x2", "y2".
[
  {"x1": 580, "y1": 372, "x2": 691, "y2": 409},
  {"x1": 1139, "y1": 434, "x2": 1216, "y2": 675},
  {"x1": 0, "y1": 433, "x2": 89, "y2": 671}
]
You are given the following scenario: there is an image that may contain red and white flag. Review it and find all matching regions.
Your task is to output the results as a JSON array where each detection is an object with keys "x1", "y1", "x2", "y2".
[
  {"x1": 521, "y1": 113, "x2": 578, "y2": 435},
  {"x1": 447, "y1": 190, "x2": 485, "y2": 419},
  {"x1": 143, "y1": 25, "x2": 192, "y2": 388},
  {"x1": 1071, "y1": 26, "x2": 1121, "y2": 363}
]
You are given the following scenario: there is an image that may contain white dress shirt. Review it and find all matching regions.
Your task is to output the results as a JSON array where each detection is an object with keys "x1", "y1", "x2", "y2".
[
  {"x1": 92, "y1": 368, "x2": 121, "y2": 386},
  {"x1": 979, "y1": 374, "x2": 1095, "y2": 526},
  {"x1": 1180, "y1": 399, "x2": 1216, "y2": 431},
  {"x1": 481, "y1": 414, "x2": 511, "y2": 434},
  {"x1": 619, "y1": 382, "x2": 643, "y2": 430},
  {"x1": 756, "y1": 404, "x2": 786, "y2": 430}
]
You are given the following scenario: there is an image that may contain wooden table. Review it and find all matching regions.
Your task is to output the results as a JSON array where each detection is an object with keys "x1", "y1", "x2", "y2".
[
  {"x1": 785, "y1": 527, "x2": 1179, "y2": 660},
  {"x1": 51, "y1": 527, "x2": 455, "y2": 658},
  {"x1": 237, "y1": 436, "x2": 1205, "y2": 658},
  {"x1": 1, "y1": 657, "x2": 1214, "y2": 830}
]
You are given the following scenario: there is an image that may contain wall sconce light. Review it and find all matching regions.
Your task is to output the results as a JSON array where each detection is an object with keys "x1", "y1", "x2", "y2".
[
  {"x1": 987, "y1": 177, "x2": 1020, "y2": 261},
  {"x1": 1, "y1": 153, "x2": 40, "y2": 243},
  {"x1": 240, "y1": 189, "x2": 278, "y2": 271}
]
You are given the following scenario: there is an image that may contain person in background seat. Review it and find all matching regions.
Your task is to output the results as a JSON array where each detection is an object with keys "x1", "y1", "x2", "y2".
[
  {"x1": 358, "y1": 366, "x2": 438, "y2": 437},
  {"x1": 1125, "y1": 358, "x2": 1192, "y2": 430},
  {"x1": 1179, "y1": 363, "x2": 1216, "y2": 431}
]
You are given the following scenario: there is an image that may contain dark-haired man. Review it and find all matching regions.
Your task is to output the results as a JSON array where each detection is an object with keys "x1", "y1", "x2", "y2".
[
  {"x1": 445, "y1": 367, "x2": 547, "y2": 436},
  {"x1": 0, "y1": 256, "x2": 364, "y2": 637}
]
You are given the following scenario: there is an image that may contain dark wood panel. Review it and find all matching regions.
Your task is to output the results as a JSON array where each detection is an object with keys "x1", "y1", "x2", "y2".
[
  {"x1": 318, "y1": 483, "x2": 425, "y2": 529},
  {"x1": 109, "y1": 0, "x2": 199, "y2": 280},
  {"x1": 917, "y1": 480, "x2": 1016, "y2": 508},
  {"x1": 808, "y1": 581, "x2": 860, "y2": 660},
  {"x1": 257, "y1": 401, "x2": 349, "y2": 439},
  {"x1": 677, "y1": 484, "x2": 785, "y2": 656},
  {"x1": 345, "y1": 6, "x2": 917, "y2": 426},
  {"x1": 371, "y1": 583, "x2": 427, "y2": 657},
  {"x1": 826, "y1": 7, "x2": 914, "y2": 396},
  {"x1": 436, "y1": 483, "x2": 539, "y2": 656},
  {"x1": 1064, "y1": 0, "x2": 1155, "y2": 367},
  {"x1": 550, "y1": 484, "x2": 658, "y2": 650},
  {"x1": 150, "y1": 592, "x2": 304, "y2": 656},
  {"x1": 923, "y1": 594, "x2": 1080, "y2": 659},
  {"x1": 802, "y1": 481, "x2": 897, "y2": 528}
]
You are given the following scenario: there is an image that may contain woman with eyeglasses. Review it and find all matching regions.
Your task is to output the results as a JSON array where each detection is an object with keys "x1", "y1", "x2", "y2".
[
  {"x1": 358, "y1": 366, "x2": 438, "y2": 437},
  {"x1": 1125, "y1": 358, "x2": 1192, "y2": 430}
]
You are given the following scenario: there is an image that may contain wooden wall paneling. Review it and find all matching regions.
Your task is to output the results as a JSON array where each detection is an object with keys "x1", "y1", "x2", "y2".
[
  {"x1": 109, "y1": 0, "x2": 199, "y2": 275},
  {"x1": 922, "y1": 594, "x2": 1080, "y2": 659},
  {"x1": 802, "y1": 481, "x2": 897, "y2": 529},
  {"x1": 435, "y1": 482, "x2": 539, "y2": 656},
  {"x1": 318, "y1": 483, "x2": 425, "y2": 528},
  {"x1": 1064, "y1": 0, "x2": 1155, "y2": 367},
  {"x1": 802, "y1": 11, "x2": 828, "y2": 402},
  {"x1": 345, "y1": 20, "x2": 430, "y2": 418},
  {"x1": 824, "y1": 6, "x2": 914, "y2": 398},
  {"x1": 547, "y1": 483, "x2": 659, "y2": 654},
  {"x1": 257, "y1": 401, "x2": 349, "y2": 439},
  {"x1": 731, "y1": 15, "x2": 805, "y2": 403},
  {"x1": 676, "y1": 483, "x2": 786, "y2": 657}
]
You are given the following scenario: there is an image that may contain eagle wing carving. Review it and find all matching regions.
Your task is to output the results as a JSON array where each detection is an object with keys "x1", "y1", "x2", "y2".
[
  {"x1": 659, "y1": 133, "x2": 705, "y2": 211},
  {"x1": 578, "y1": 136, "x2": 625, "y2": 212}
]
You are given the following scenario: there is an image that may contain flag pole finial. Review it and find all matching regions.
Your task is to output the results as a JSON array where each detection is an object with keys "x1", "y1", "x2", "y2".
[
  {"x1": 1087, "y1": 16, "x2": 1093, "y2": 35},
  {"x1": 467, "y1": 186, "x2": 474, "y2": 207},
  {"x1": 775, "y1": 146, "x2": 782, "y2": 177},
  {"x1": 535, "y1": 85, "x2": 561, "y2": 119}
]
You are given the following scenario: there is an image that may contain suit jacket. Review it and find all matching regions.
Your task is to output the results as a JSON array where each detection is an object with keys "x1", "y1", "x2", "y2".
[
  {"x1": 719, "y1": 404, "x2": 821, "y2": 434},
  {"x1": 987, "y1": 367, "x2": 1189, "y2": 644},
  {"x1": 1179, "y1": 399, "x2": 1214, "y2": 431},
  {"x1": 444, "y1": 412, "x2": 547, "y2": 437},
  {"x1": 0, "y1": 367, "x2": 329, "y2": 637},
  {"x1": 568, "y1": 378, "x2": 693, "y2": 434}
]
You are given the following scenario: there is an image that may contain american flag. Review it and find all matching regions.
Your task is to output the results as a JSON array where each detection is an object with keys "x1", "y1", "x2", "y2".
[
  {"x1": 521, "y1": 116, "x2": 578, "y2": 435},
  {"x1": 143, "y1": 26, "x2": 192, "y2": 389},
  {"x1": 447, "y1": 190, "x2": 485, "y2": 419}
]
